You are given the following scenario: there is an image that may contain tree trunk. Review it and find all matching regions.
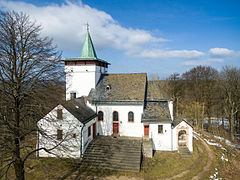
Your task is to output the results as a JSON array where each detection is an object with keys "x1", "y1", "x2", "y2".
[
  {"x1": 14, "y1": 158, "x2": 25, "y2": 180},
  {"x1": 230, "y1": 111, "x2": 235, "y2": 141},
  {"x1": 222, "y1": 117, "x2": 225, "y2": 129},
  {"x1": 207, "y1": 116, "x2": 211, "y2": 132},
  {"x1": 176, "y1": 98, "x2": 179, "y2": 117},
  {"x1": 13, "y1": 97, "x2": 25, "y2": 180},
  {"x1": 202, "y1": 103, "x2": 205, "y2": 130}
]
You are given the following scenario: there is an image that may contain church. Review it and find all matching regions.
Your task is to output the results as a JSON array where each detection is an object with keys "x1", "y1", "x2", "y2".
[{"x1": 37, "y1": 30, "x2": 193, "y2": 158}]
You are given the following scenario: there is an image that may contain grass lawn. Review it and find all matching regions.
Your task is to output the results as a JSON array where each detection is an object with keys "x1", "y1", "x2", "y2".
[
  {"x1": 139, "y1": 139, "x2": 206, "y2": 180},
  {"x1": 4, "y1": 136, "x2": 239, "y2": 180},
  {"x1": 2, "y1": 140, "x2": 203, "y2": 179}
]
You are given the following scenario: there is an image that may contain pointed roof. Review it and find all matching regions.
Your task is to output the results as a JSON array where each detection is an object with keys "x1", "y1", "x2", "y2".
[
  {"x1": 64, "y1": 30, "x2": 110, "y2": 64},
  {"x1": 80, "y1": 31, "x2": 97, "y2": 58}
]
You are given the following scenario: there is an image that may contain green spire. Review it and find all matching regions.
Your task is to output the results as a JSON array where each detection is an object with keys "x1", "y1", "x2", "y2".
[{"x1": 80, "y1": 30, "x2": 97, "y2": 58}]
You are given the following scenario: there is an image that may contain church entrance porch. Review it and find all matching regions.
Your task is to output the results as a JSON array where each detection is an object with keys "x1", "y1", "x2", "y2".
[{"x1": 177, "y1": 130, "x2": 191, "y2": 157}]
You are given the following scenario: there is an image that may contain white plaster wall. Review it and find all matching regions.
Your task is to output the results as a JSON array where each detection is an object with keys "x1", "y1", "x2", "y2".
[
  {"x1": 96, "y1": 104, "x2": 144, "y2": 137},
  {"x1": 37, "y1": 105, "x2": 97, "y2": 158},
  {"x1": 37, "y1": 105, "x2": 82, "y2": 158},
  {"x1": 65, "y1": 65, "x2": 108, "y2": 100},
  {"x1": 149, "y1": 123, "x2": 173, "y2": 151},
  {"x1": 81, "y1": 117, "x2": 97, "y2": 153},
  {"x1": 172, "y1": 127, "x2": 178, "y2": 151},
  {"x1": 173, "y1": 121, "x2": 193, "y2": 152},
  {"x1": 188, "y1": 126, "x2": 193, "y2": 152}
]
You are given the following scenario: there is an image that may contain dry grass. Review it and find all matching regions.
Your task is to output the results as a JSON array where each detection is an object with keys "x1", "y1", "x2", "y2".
[{"x1": 3, "y1": 135, "x2": 239, "y2": 180}]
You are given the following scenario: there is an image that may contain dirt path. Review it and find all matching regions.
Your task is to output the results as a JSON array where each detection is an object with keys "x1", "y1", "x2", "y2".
[
  {"x1": 191, "y1": 135, "x2": 214, "y2": 180},
  {"x1": 166, "y1": 134, "x2": 214, "y2": 180}
]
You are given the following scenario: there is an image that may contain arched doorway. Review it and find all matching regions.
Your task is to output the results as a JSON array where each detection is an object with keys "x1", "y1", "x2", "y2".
[{"x1": 178, "y1": 130, "x2": 187, "y2": 146}]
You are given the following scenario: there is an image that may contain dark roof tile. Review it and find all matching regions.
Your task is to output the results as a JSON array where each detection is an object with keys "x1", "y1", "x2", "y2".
[
  {"x1": 62, "y1": 97, "x2": 96, "y2": 124},
  {"x1": 147, "y1": 80, "x2": 170, "y2": 101},
  {"x1": 89, "y1": 73, "x2": 147, "y2": 102},
  {"x1": 142, "y1": 101, "x2": 172, "y2": 123}
]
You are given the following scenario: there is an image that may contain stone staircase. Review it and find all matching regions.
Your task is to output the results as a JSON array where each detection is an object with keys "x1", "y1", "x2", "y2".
[
  {"x1": 80, "y1": 136, "x2": 142, "y2": 172},
  {"x1": 178, "y1": 145, "x2": 192, "y2": 157}
]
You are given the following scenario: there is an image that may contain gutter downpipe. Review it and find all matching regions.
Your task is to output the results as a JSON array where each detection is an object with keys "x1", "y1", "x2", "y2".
[
  {"x1": 80, "y1": 123, "x2": 85, "y2": 158},
  {"x1": 171, "y1": 116, "x2": 174, "y2": 151},
  {"x1": 171, "y1": 125, "x2": 173, "y2": 151}
]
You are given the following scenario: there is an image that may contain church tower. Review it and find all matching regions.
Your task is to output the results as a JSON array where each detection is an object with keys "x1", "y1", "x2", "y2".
[{"x1": 64, "y1": 29, "x2": 110, "y2": 100}]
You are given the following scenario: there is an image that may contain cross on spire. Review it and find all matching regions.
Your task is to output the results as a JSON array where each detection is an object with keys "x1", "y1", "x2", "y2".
[{"x1": 86, "y1": 22, "x2": 89, "y2": 31}]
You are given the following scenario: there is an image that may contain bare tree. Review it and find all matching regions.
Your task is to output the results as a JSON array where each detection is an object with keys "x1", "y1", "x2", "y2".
[
  {"x1": 219, "y1": 66, "x2": 240, "y2": 140},
  {"x1": 166, "y1": 73, "x2": 183, "y2": 117},
  {"x1": 0, "y1": 11, "x2": 64, "y2": 180},
  {"x1": 182, "y1": 66, "x2": 218, "y2": 129}
]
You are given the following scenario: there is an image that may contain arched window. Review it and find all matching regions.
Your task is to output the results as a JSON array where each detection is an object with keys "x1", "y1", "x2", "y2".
[
  {"x1": 128, "y1": 111, "x2": 134, "y2": 122},
  {"x1": 98, "y1": 111, "x2": 104, "y2": 121},
  {"x1": 113, "y1": 111, "x2": 119, "y2": 121}
]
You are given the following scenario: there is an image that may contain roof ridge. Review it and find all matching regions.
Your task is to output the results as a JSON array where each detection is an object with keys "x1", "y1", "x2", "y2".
[{"x1": 106, "y1": 73, "x2": 147, "y2": 75}]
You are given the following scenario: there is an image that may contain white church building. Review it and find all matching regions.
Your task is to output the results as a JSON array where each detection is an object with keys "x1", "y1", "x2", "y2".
[{"x1": 37, "y1": 30, "x2": 193, "y2": 158}]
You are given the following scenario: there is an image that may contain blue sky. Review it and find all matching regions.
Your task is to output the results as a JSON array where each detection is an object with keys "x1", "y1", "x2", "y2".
[{"x1": 1, "y1": 0, "x2": 240, "y2": 78}]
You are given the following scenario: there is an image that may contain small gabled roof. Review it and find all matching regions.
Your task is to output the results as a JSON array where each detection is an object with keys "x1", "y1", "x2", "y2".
[
  {"x1": 62, "y1": 97, "x2": 97, "y2": 124},
  {"x1": 142, "y1": 101, "x2": 172, "y2": 123},
  {"x1": 172, "y1": 118, "x2": 193, "y2": 128},
  {"x1": 88, "y1": 73, "x2": 147, "y2": 103},
  {"x1": 80, "y1": 30, "x2": 97, "y2": 59}
]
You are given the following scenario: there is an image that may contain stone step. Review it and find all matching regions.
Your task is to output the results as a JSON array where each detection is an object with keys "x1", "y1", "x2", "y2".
[
  {"x1": 85, "y1": 147, "x2": 141, "y2": 154},
  {"x1": 92, "y1": 137, "x2": 140, "y2": 142},
  {"x1": 80, "y1": 163, "x2": 140, "y2": 172},
  {"x1": 81, "y1": 158, "x2": 140, "y2": 168},
  {"x1": 83, "y1": 152, "x2": 141, "y2": 159},
  {"x1": 88, "y1": 142, "x2": 142, "y2": 147},
  {"x1": 178, "y1": 146, "x2": 192, "y2": 157},
  {"x1": 90, "y1": 142, "x2": 141, "y2": 147},
  {"x1": 82, "y1": 155, "x2": 141, "y2": 164},
  {"x1": 80, "y1": 160, "x2": 140, "y2": 172},
  {"x1": 81, "y1": 136, "x2": 142, "y2": 172},
  {"x1": 87, "y1": 142, "x2": 141, "y2": 151}
]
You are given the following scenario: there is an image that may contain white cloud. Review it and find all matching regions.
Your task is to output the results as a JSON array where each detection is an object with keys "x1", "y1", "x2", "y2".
[
  {"x1": 0, "y1": 0, "x2": 206, "y2": 60},
  {"x1": 209, "y1": 48, "x2": 235, "y2": 57},
  {"x1": 134, "y1": 49, "x2": 205, "y2": 59},
  {"x1": 0, "y1": 0, "x2": 167, "y2": 55},
  {"x1": 183, "y1": 58, "x2": 224, "y2": 66}
]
